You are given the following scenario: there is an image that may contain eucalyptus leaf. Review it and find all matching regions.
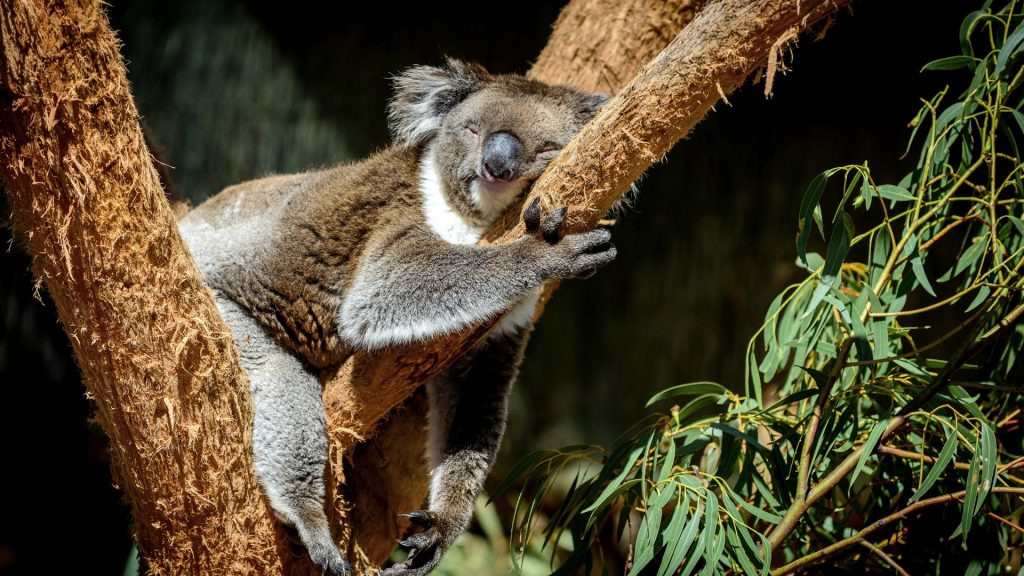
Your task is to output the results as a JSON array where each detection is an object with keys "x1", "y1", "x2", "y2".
[
  {"x1": 921, "y1": 55, "x2": 977, "y2": 71},
  {"x1": 797, "y1": 171, "x2": 829, "y2": 266},
  {"x1": 909, "y1": 423, "x2": 959, "y2": 502},
  {"x1": 851, "y1": 416, "x2": 890, "y2": 484},
  {"x1": 646, "y1": 382, "x2": 728, "y2": 408}
]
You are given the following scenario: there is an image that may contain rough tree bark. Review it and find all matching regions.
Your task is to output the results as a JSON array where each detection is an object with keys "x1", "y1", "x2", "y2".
[
  {"x1": 0, "y1": 2, "x2": 281, "y2": 574},
  {"x1": 0, "y1": 0, "x2": 847, "y2": 574}
]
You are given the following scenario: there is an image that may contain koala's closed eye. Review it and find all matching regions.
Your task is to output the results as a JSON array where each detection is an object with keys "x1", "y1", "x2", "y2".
[{"x1": 536, "y1": 142, "x2": 560, "y2": 155}]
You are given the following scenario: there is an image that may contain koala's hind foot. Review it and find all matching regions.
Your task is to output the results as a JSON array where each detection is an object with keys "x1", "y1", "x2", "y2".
[{"x1": 381, "y1": 510, "x2": 457, "y2": 576}]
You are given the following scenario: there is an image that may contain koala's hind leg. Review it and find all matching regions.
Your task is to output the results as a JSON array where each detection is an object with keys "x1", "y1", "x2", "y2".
[
  {"x1": 383, "y1": 324, "x2": 530, "y2": 576},
  {"x1": 214, "y1": 296, "x2": 351, "y2": 576}
]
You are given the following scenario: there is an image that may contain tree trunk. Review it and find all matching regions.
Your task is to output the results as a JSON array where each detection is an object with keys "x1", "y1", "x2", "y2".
[
  {"x1": 0, "y1": 2, "x2": 283, "y2": 574},
  {"x1": 0, "y1": 0, "x2": 848, "y2": 574}
]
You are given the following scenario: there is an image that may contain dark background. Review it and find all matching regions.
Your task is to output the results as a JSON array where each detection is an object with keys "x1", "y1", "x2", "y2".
[{"x1": 0, "y1": 2, "x2": 970, "y2": 573}]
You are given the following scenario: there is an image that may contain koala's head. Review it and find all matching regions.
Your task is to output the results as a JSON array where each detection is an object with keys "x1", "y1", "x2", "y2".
[{"x1": 388, "y1": 59, "x2": 610, "y2": 224}]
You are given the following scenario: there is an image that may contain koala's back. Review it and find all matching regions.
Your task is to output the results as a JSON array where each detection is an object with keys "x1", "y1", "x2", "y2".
[{"x1": 179, "y1": 146, "x2": 423, "y2": 367}]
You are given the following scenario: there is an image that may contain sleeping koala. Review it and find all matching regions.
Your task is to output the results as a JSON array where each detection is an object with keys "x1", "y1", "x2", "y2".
[{"x1": 177, "y1": 59, "x2": 615, "y2": 575}]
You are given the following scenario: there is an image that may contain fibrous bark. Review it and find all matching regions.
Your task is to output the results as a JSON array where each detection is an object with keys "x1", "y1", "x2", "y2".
[
  {"x1": 0, "y1": 2, "x2": 282, "y2": 574},
  {"x1": 0, "y1": 0, "x2": 848, "y2": 573}
]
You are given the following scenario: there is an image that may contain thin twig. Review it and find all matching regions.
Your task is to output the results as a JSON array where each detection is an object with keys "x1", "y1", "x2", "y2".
[
  {"x1": 878, "y1": 445, "x2": 971, "y2": 471},
  {"x1": 984, "y1": 510, "x2": 1024, "y2": 535},
  {"x1": 859, "y1": 538, "x2": 911, "y2": 576},
  {"x1": 772, "y1": 488, "x2": 1024, "y2": 574}
]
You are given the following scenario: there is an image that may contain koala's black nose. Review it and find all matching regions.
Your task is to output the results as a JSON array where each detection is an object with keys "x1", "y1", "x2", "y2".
[{"x1": 481, "y1": 132, "x2": 523, "y2": 182}]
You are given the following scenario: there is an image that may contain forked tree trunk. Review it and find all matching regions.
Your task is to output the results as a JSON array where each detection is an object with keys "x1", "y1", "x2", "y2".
[{"x1": 0, "y1": 0, "x2": 847, "y2": 573}]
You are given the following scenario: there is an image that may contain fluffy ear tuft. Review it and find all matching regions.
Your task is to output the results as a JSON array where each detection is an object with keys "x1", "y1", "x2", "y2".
[
  {"x1": 388, "y1": 59, "x2": 488, "y2": 148},
  {"x1": 576, "y1": 92, "x2": 612, "y2": 123}
]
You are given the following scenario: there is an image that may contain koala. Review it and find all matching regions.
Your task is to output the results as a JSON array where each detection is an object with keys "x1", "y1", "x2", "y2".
[{"x1": 177, "y1": 59, "x2": 615, "y2": 575}]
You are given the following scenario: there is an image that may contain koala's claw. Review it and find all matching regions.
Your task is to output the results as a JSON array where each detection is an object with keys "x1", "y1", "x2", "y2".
[
  {"x1": 400, "y1": 510, "x2": 435, "y2": 528},
  {"x1": 307, "y1": 545, "x2": 352, "y2": 576},
  {"x1": 522, "y1": 198, "x2": 568, "y2": 244},
  {"x1": 541, "y1": 207, "x2": 566, "y2": 243},
  {"x1": 381, "y1": 510, "x2": 450, "y2": 576},
  {"x1": 523, "y1": 197, "x2": 542, "y2": 232}
]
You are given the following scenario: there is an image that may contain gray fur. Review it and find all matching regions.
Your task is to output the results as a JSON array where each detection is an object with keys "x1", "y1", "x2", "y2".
[{"x1": 178, "y1": 59, "x2": 614, "y2": 576}]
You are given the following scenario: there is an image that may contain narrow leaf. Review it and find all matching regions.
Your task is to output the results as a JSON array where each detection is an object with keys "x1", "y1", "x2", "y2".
[
  {"x1": 647, "y1": 382, "x2": 728, "y2": 408},
  {"x1": 921, "y1": 55, "x2": 976, "y2": 71},
  {"x1": 805, "y1": 212, "x2": 852, "y2": 316},
  {"x1": 852, "y1": 417, "x2": 890, "y2": 483},
  {"x1": 909, "y1": 424, "x2": 958, "y2": 502},
  {"x1": 582, "y1": 446, "x2": 644, "y2": 514},
  {"x1": 797, "y1": 172, "x2": 829, "y2": 266}
]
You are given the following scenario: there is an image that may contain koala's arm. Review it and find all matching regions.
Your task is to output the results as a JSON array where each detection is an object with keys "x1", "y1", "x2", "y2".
[
  {"x1": 382, "y1": 325, "x2": 530, "y2": 576},
  {"x1": 339, "y1": 206, "x2": 613, "y2": 349}
]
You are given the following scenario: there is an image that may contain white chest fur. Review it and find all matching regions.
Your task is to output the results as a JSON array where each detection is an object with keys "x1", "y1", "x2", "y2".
[{"x1": 420, "y1": 146, "x2": 486, "y2": 245}]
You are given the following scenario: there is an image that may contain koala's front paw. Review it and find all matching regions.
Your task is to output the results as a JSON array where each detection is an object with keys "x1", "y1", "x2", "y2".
[
  {"x1": 380, "y1": 510, "x2": 458, "y2": 576},
  {"x1": 522, "y1": 198, "x2": 616, "y2": 280}
]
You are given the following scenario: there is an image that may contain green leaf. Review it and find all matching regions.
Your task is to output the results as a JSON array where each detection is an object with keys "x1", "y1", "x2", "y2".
[
  {"x1": 911, "y1": 255, "x2": 937, "y2": 297},
  {"x1": 735, "y1": 494, "x2": 783, "y2": 524},
  {"x1": 659, "y1": 435, "x2": 676, "y2": 481},
  {"x1": 710, "y1": 423, "x2": 769, "y2": 455},
  {"x1": 748, "y1": 351, "x2": 763, "y2": 408},
  {"x1": 961, "y1": 447, "x2": 981, "y2": 539},
  {"x1": 893, "y1": 358, "x2": 934, "y2": 381},
  {"x1": 703, "y1": 491, "x2": 720, "y2": 573},
  {"x1": 849, "y1": 289, "x2": 873, "y2": 361},
  {"x1": 759, "y1": 387, "x2": 819, "y2": 415},
  {"x1": 706, "y1": 522, "x2": 727, "y2": 576},
  {"x1": 582, "y1": 445, "x2": 644, "y2": 514},
  {"x1": 673, "y1": 394, "x2": 727, "y2": 426},
  {"x1": 647, "y1": 382, "x2": 728, "y2": 408},
  {"x1": 953, "y1": 237, "x2": 987, "y2": 278},
  {"x1": 679, "y1": 505, "x2": 709, "y2": 576},
  {"x1": 876, "y1": 184, "x2": 916, "y2": 202},
  {"x1": 630, "y1": 483, "x2": 676, "y2": 575},
  {"x1": 864, "y1": 286, "x2": 891, "y2": 361},
  {"x1": 726, "y1": 524, "x2": 763, "y2": 576},
  {"x1": 909, "y1": 424, "x2": 958, "y2": 503},
  {"x1": 805, "y1": 212, "x2": 852, "y2": 316},
  {"x1": 852, "y1": 417, "x2": 890, "y2": 483},
  {"x1": 977, "y1": 422, "x2": 997, "y2": 517},
  {"x1": 943, "y1": 385, "x2": 986, "y2": 420},
  {"x1": 965, "y1": 285, "x2": 991, "y2": 312},
  {"x1": 658, "y1": 497, "x2": 700, "y2": 576},
  {"x1": 795, "y1": 251, "x2": 825, "y2": 273},
  {"x1": 960, "y1": 10, "x2": 1000, "y2": 59},
  {"x1": 859, "y1": 171, "x2": 874, "y2": 210},
  {"x1": 995, "y1": 20, "x2": 1024, "y2": 76},
  {"x1": 489, "y1": 450, "x2": 550, "y2": 501},
  {"x1": 797, "y1": 171, "x2": 829, "y2": 266},
  {"x1": 1010, "y1": 111, "x2": 1024, "y2": 141},
  {"x1": 921, "y1": 55, "x2": 976, "y2": 71}
]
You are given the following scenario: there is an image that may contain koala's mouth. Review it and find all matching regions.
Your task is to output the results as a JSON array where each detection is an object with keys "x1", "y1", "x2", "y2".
[
  {"x1": 469, "y1": 176, "x2": 528, "y2": 221},
  {"x1": 473, "y1": 176, "x2": 525, "y2": 197}
]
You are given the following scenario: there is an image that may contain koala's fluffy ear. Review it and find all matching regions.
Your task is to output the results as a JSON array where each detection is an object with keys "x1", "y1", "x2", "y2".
[
  {"x1": 576, "y1": 92, "x2": 612, "y2": 124},
  {"x1": 388, "y1": 58, "x2": 488, "y2": 148}
]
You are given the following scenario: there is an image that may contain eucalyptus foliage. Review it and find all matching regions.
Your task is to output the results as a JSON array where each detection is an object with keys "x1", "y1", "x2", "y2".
[{"x1": 498, "y1": 3, "x2": 1024, "y2": 573}]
